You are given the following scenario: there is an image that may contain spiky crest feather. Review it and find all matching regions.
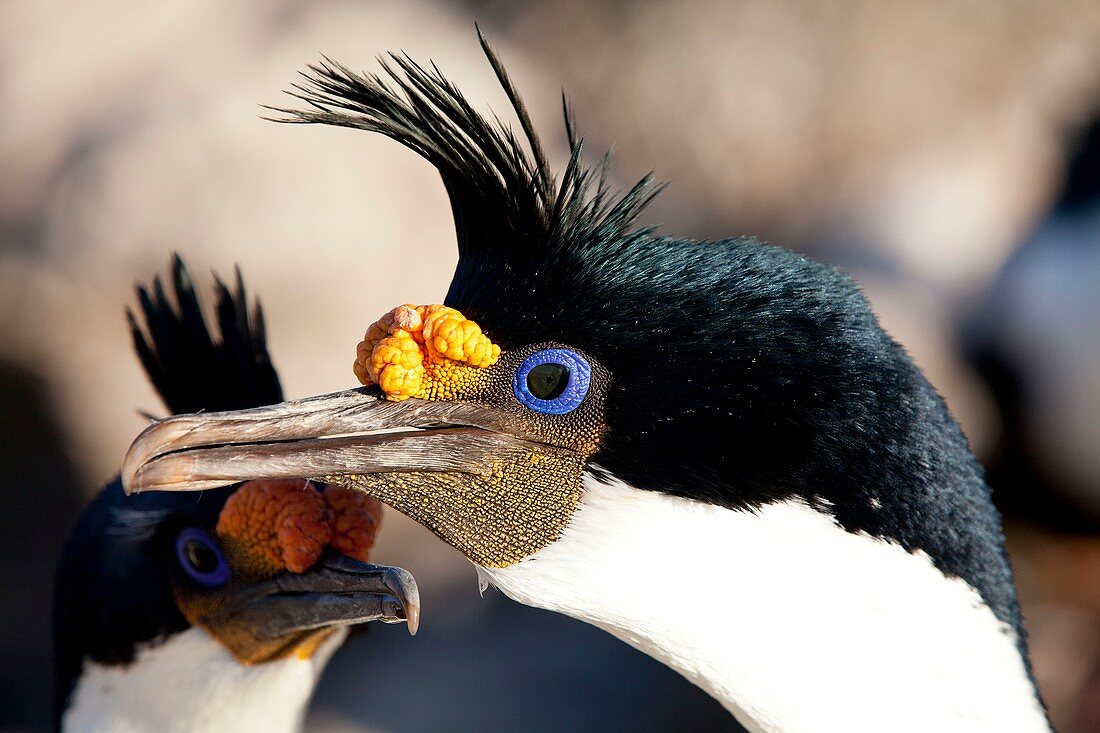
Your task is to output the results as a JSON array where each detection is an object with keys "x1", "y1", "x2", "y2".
[
  {"x1": 128, "y1": 254, "x2": 282, "y2": 415},
  {"x1": 270, "y1": 30, "x2": 662, "y2": 275}
]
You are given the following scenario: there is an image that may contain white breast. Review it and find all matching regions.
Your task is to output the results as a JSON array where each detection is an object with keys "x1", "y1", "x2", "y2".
[
  {"x1": 62, "y1": 627, "x2": 345, "y2": 733},
  {"x1": 483, "y1": 472, "x2": 1050, "y2": 733}
]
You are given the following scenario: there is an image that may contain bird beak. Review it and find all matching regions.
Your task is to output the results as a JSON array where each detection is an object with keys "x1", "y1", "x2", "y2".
[
  {"x1": 213, "y1": 552, "x2": 420, "y2": 639},
  {"x1": 122, "y1": 387, "x2": 533, "y2": 493},
  {"x1": 182, "y1": 551, "x2": 420, "y2": 663},
  {"x1": 123, "y1": 387, "x2": 585, "y2": 568}
]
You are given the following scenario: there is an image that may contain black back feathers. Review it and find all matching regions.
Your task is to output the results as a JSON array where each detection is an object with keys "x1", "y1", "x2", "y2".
[{"x1": 128, "y1": 254, "x2": 282, "y2": 416}]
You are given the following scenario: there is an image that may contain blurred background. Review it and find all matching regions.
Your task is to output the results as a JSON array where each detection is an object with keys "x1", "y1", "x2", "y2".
[{"x1": 3, "y1": 1, "x2": 1100, "y2": 730}]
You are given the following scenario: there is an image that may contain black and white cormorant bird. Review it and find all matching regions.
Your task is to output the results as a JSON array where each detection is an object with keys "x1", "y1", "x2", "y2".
[
  {"x1": 121, "y1": 38, "x2": 1051, "y2": 731},
  {"x1": 54, "y1": 259, "x2": 418, "y2": 732}
]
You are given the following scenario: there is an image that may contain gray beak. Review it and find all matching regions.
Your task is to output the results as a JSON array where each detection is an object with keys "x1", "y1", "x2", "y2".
[
  {"x1": 215, "y1": 552, "x2": 421, "y2": 639},
  {"x1": 122, "y1": 387, "x2": 537, "y2": 495}
]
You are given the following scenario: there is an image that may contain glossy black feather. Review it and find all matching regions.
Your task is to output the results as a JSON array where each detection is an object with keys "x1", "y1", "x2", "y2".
[
  {"x1": 127, "y1": 254, "x2": 282, "y2": 415},
  {"x1": 269, "y1": 31, "x2": 662, "y2": 278}
]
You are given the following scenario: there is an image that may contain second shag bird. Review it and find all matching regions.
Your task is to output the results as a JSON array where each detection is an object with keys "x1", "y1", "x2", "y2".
[
  {"x1": 122, "y1": 38, "x2": 1050, "y2": 732},
  {"x1": 56, "y1": 260, "x2": 417, "y2": 732}
]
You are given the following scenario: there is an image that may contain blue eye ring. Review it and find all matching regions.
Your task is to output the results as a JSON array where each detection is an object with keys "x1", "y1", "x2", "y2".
[
  {"x1": 513, "y1": 348, "x2": 591, "y2": 415},
  {"x1": 175, "y1": 528, "x2": 231, "y2": 588}
]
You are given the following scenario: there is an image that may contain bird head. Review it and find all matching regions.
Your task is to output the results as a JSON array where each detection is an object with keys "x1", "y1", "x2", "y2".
[
  {"x1": 169, "y1": 477, "x2": 413, "y2": 664},
  {"x1": 118, "y1": 39, "x2": 1034, "y2": 725},
  {"x1": 121, "y1": 312, "x2": 611, "y2": 569}
]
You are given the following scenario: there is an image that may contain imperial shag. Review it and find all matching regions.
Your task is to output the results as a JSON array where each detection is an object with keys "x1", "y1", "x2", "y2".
[
  {"x1": 121, "y1": 37, "x2": 1050, "y2": 731},
  {"x1": 55, "y1": 259, "x2": 418, "y2": 732}
]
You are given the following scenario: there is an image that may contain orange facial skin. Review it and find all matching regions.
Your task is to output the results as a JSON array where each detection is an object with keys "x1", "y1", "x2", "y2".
[
  {"x1": 354, "y1": 304, "x2": 501, "y2": 401},
  {"x1": 216, "y1": 479, "x2": 383, "y2": 574}
]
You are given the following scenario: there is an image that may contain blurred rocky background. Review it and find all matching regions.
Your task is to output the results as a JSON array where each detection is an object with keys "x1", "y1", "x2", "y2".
[{"x1": 3, "y1": 1, "x2": 1100, "y2": 730}]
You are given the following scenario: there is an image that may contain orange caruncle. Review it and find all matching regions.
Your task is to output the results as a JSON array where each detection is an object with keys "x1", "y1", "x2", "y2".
[
  {"x1": 353, "y1": 304, "x2": 500, "y2": 401},
  {"x1": 215, "y1": 480, "x2": 385, "y2": 575},
  {"x1": 324, "y1": 486, "x2": 383, "y2": 563},
  {"x1": 216, "y1": 479, "x2": 332, "y2": 574}
]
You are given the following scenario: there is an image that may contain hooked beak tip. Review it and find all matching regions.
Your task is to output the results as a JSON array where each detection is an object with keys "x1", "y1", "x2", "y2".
[
  {"x1": 385, "y1": 564, "x2": 421, "y2": 635},
  {"x1": 121, "y1": 417, "x2": 199, "y2": 495},
  {"x1": 405, "y1": 602, "x2": 421, "y2": 636}
]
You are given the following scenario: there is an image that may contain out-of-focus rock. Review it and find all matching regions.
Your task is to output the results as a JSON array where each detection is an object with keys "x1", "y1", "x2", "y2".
[{"x1": 495, "y1": 0, "x2": 1100, "y2": 291}]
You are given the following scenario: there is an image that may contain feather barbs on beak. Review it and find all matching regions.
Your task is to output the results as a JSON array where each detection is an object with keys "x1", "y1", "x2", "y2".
[{"x1": 354, "y1": 304, "x2": 501, "y2": 401}]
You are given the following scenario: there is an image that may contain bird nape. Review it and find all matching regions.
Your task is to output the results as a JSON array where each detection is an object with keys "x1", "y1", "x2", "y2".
[
  {"x1": 120, "y1": 35, "x2": 1051, "y2": 732},
  {"x1": 54, "y1": 258, "x2": 418, "y2": 733}
]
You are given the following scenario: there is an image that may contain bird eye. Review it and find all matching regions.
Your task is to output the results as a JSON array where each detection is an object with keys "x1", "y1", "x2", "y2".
[
  {"x1": 513, "y1": 348, "x2": 591, "y2": 414},
  {"x1": 175, "y1": 528, "x2": 231, "y2": 588}
]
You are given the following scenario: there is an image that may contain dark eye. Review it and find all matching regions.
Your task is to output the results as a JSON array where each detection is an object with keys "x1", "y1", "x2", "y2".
[
  {"x1": 175, "y1": 528, "x2": 231, "y2": 587},
  {"x1": 513, "y1": 348, "x2": 591, "y2": 415},
  {"x1": 527, "y1": 363, "x2": 569, "y2": 400}
]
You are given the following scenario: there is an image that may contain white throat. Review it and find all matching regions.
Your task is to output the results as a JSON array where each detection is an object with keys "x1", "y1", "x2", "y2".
[
  {"x1": 62, "y1": 627, "x2": 345, "y2": 733},
  {"x1": 483, "y1": 473, "x2": 1049, "y2": 733}
]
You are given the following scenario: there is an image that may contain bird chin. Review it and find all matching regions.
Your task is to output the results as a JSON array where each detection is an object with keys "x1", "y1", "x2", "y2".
[{"x1": 210, "y1": 625, "x2": 342, "y2": 665}]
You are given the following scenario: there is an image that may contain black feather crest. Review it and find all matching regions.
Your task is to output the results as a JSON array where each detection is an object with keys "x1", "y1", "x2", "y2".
[
  {"x1": 268, "y1": 30, "x2": 663, "y2": 270},
  {"x1": 127, "y1": 254, "x2": 282, "y2": 415}
]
